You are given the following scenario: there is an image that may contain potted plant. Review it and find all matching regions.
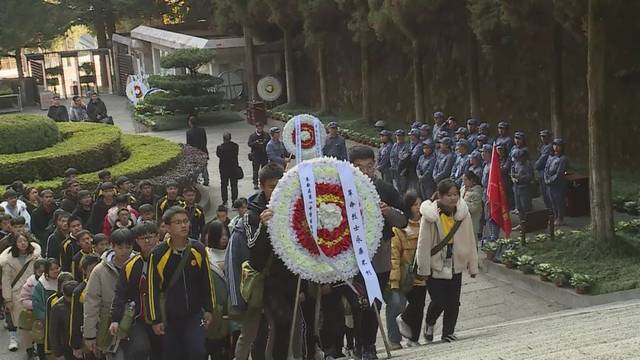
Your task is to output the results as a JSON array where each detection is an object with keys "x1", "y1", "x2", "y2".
[
  {"x1": 550, "y1": 267, "x2": 570, "y2": 287},
  {"x1": 554, "y1": 229, "x2": 565, "y2": 238},
  {"x1": 570, "y1": 274, "x2": 594, "y2": 294},
  {"x1": 481, "y1": 241, "x2": 498, "y2": 260},
  {"x1": 501, "y1": 250, "x2": 518, "y2": 269},
  {"x1": 535, "y1": 263, "x2": 553, "y2": 282},
  {"x1": 516, "y1": 255, "x2": 535, "y2": 274},
  {"x1": 535, "y1": 233, "x2": 550, "y2": 242}
]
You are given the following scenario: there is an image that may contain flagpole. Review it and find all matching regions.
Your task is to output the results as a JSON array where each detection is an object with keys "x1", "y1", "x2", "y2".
[{"x1": 287, "y1": 276, "x2": 303, "y2": 360}]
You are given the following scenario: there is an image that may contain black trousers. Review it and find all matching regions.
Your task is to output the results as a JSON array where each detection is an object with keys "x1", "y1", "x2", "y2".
[
  {"x1": 358, "y1": 271, "x2": 389, "y2": 349},
  {"x1": 264, "y1": 276, "x2": 297, "y2": 360},
  {"x1": 220, "y1": 173, "x2": 238, "y2": 204},
  {"x1": 400, "y1": 286, "x2": 428, "y2": 342},
  {"x1": 320, "y1": 284, "x2": 361, "y2": 356},
  {"x1": 425, "y1": 273, "x2": 462, "y2": 337},
  {"x1": 126, "y1": 321, "x2": 163, "y2": 360},
  {"x1": 206, "y1": 336, "x2": 232, "y2": 360},
  {"x1": 252, "y1": 159, "x2": 268, "y2": 185}
]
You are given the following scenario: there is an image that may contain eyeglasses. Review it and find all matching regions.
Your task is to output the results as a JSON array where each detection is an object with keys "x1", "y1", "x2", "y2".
[{"x1": 170, "y1": 219, "x2": 190, "y2": 225}]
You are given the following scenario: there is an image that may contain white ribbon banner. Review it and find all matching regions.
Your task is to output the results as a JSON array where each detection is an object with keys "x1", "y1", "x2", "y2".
[
  {"x1": 337, "y1": 162, "x2": 382, "y2": 305},
  {"x1": 294, "y1": 116, "x2": 325, "y2": 165},
  {"x1": 297, "y1": 162, "x2": 318, "y2": 239}
]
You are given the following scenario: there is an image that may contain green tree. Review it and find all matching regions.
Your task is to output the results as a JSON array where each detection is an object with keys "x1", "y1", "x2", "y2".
[
  {"x1": 264, "y1": 0, "x2": 301, "y2": 105},
  {"x1": 145, "y1": 49, "x2": 223, "y2": 113},
  {"x1": 0, "y1": 0, "x2": 73, "y2": 80},
  {"x1": 300, "y1": 0, "x2": 344, "y2": 114},
  {"x1": 336, "y1": 0, "x2": 374, "y2": 122},
  {"x1": 369, "y1": 0, "x2": 447, "y2": 122}
]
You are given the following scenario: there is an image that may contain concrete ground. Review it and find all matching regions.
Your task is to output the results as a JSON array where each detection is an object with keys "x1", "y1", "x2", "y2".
[{"x1": 10, "y1": 95, "x2": 634, "y2": 359}]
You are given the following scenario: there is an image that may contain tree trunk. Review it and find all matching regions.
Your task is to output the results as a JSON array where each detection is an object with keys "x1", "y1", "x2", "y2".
[
  {"x1": 243, "y1": 25, "x2": 257, "y2": 101},
  {"x1": 412, "y1": 39, "x2": 425, "y2": 122},
  {"x1": 587, "y1": 0, "x2": 614, "y2": 243},
  {"x1": 468, "y1": 28, "x2": 480, "y2": 118},
  {"x1": 103, "y1": 0, "x2": 117, "y2": 39},
  {"x1": 14, "y1": 48, "x2": 24, "y2": 81},
  {"x1": 361, "y1": 37, "x2": 371, "y2": 123},
  {"x1": 282, "y1": 27, "x2": 297, "y2": 105},
  {"x1": 93, "y1": 5, "x2": 109, "y2": 92},
  {"x1": 318, "y1": 43, "x2": 329, "y2": 114},
  {"x1": 550, "y1": 20, "x2": 563, "y2": 137}
]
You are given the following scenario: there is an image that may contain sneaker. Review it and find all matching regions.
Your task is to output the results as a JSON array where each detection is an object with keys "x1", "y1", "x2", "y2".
[
  {"x1": 396, "y1": 314, "x2": 413, "y2": 340},
  {"x1": 8, "y1": 335, "x2": 18, "y2": 351},
  {"x1": 389, "y1": 341, "x2": 402, "y2": 351},
  {"x1": 424, "y1": 325, "x2": 434, "y2": 343},
  {"x1": 406, "y1": 340, "x2": 420, "y2": 347},
  {"x1": 442, "y1": 334, "x2": 458, "y2": 343},
  {"x1": 361, "y1": 345, "x2": 378, "y2": 360}
]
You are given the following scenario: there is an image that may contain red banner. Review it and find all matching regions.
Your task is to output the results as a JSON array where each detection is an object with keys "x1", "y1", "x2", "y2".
[{"x1": 487, "y1": 145, "x2": 512, "y2": 237}]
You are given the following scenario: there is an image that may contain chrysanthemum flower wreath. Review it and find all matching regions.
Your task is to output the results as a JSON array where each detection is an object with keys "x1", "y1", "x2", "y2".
[
  {"x1": 282, "y1": 114, "x2": 327, "y2": 162},
  {"x1": 268, "y1": 157, "x2": 384, "y2": 283}
]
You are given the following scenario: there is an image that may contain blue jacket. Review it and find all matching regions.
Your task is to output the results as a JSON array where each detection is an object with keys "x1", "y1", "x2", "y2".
[
  {"x1": 323, "y1": 135, "x2": 348, "y2": 161},
  {"x1": 450, "y1": 153, "x2": 471, "y2": 185},
  {"x1": 433, "y1": 151, "x2": 456, "y2": 184},
  {"x1": 535, "y1": 143, "x2": 554, "y2": 172},
  {"x1": 266, "y1": 139, "x2": 288, "y2": 166},
  {"x1": 377, "y1": 142, "x2": 393, "y2": 172},
  {"x1": 544, "y1": 155, "x2": 568, "y2": 185}
]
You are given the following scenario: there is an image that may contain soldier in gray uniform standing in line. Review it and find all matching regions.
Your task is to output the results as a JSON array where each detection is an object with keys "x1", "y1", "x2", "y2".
[
  {"x1": 419, "y1": 124, "x2": 433, "y2": 143},
  {"x1": 408, "y1": 128, "x2": 423, "y2": 191},
  {"x1": 469, "y1": 150, "x2": 483, "y2": 180},
  {"x1": 323, "y1": 121, "x2": 348, "y2": 160},
  {"x1": 416, "y1": 141, "x2": 437, "y2": 200},
  {"x1": 390, "y1": 129, "x2": 412, "y2": 193},
  {"x1": 432, "y1": 112, "x2": 446, "y2": 142},
  {"x1": 544, "y1": 138, "x2": 569, "y2": 226},
  {"x1": 433, "y1": 137, "x2": 456, "y2": 184},
  {"x1": 498, "y1": 145, "x2": 515, "y2": 210},
  {"x1": 450, "y1": 139, "x2": 471, "y2": 187},
  {"x1": 510, "y1": 131, "x2": 528, "y2": 159},
  {"x1": 535, "y1": 130, "x2": 554, "y2": 210},
  {"x1": 495, "y1": 121, "x2": 514, "y2": 153},
  {"x1": 377, "y1": 129, "x2": 394, "y2": 183},
  {"x1": 467, "y1": 118, "x2": 480, "y2": 150},
  {"x1": 479, "y1": 122, "x2": 493, "y2": 145},
  {"x1": 511, "y1": 148, "x2": 534, "y2": 227},
  {"x1": 475, "y1": 134, "x2": 489, "y2": 152}
]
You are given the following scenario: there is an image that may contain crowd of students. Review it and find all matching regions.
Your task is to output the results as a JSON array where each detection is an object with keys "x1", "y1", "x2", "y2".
[{"x1": 0, "y1": 110, "x2": 571, "y2": 360}]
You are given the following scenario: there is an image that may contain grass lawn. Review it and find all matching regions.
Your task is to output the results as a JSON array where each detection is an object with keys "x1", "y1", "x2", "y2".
[{"x1": 520, "y1": 227, "x2": 640, "y2": 295}]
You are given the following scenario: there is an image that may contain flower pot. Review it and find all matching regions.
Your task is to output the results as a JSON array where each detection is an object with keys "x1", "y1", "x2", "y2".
[
  {"x1": 554, "y1": 276, "x2": 568, "y2": 287},
  {"x1": 485, "y1": 251, "x2": 496, "y2": 260},
  {"x1": 505, "y1": 261, "x2": 515, "y2": 269},
  {"x1": 520, "y1": 264, "x2": 534, "y2": 274},
  {"x1": 575, "y1": 286, "x2": 590, "y2": 294},
  {"x1": 539, "y1": 275, "x2": 550, "y2": 282}
]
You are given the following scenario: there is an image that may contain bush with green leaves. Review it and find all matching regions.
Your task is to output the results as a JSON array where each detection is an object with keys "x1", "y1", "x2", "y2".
[
  {"x1": 501, "y1": 249, "x2": 518, "y2": 262},
  {"x1": 550, "y1": 266, "x2": 571, "y2": 286},
  {"x1": 481, "y1": 241, "x2": 498, "y2": 252},
  {"x1": 0, "y1": 122, "x2": 121, "y2": 183},
  {"x1": 0, "y1": 114, "x2": 60, "y2": 154},
  {"x1": 570, "y1": 274, "x2": 594, "y2": 290},
  {"x1": 27, "y1": 134, "x2": 181, "y2": 193},
  {"x1": 534, "y1": 263, "x2": 554, "y2": 279},
  {"x1": 145, "y1": 49, "x2": 223, "y2": 114}
]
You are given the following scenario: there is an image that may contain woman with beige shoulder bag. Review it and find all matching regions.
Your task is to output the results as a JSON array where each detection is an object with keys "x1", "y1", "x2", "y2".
[{"x1": 415, "y1": 179, "x2": 479, "y2": 344}]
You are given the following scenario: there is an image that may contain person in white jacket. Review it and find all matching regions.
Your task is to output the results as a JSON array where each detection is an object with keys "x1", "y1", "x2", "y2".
[
  {"x1": 1, "y1": 189, "x2": 31, "y2": 231},
  {"x1": 415, "y1": 179, "x2": 479, "y2": 343}
]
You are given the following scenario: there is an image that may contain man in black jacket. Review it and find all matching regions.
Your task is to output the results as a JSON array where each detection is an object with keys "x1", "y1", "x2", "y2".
[
  {"x1": 47, "y1": 95, "x2": 69, "y2": 122},
  {"x1": 31, "y1": 189, "x2": 58, "y2": 245},
  {"x1": 247, "y1": 122, "x2": 270, "y2": 190},
  {"x1": 86, "y1": 93, "x2": 111, "y2": 123},
  {"x1": 186, "y1": 115, "x2": 210, "y2": 186},
  {"x1": 216, "y1": 132, "x2": 240, "y2": 206},
  {"x1": 88, "y1": 182, "x2": 117, "y2": 234}
]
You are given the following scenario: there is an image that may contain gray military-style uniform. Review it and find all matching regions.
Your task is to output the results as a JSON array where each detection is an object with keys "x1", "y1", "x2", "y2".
[
  {"x1": 378, "y1": 142, "x2": 393, "y2": 183},
  {"x1": 390, "y1": 141, "x2": 412, "y2": 193},
  {"x1": 417, "y1": 153, "x2": 437, "y2": 200},
  {"x1": 535, "y1": 142, "x2": 554, "y2": 209},
  {"x1": 450, "y1": 152, "x2": 471, "y2": 186},
  {"x1": 544, "y1": 154, "x2": 569, "y2": 222},
  {"x1": 433, "y1": 151, "x2": 456, "y2": 184},
  {"x1": 323, "y1": 134, "x2": 348, "y2": 161},
  {"x1": 495, "y1": 136, "x2": 514, "y2": 153},
  {"x1": 511, "y1": 158, "x2": 534, "y2": 221}
]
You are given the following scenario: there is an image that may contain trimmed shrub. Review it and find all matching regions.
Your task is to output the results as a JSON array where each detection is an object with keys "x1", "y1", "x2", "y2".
[
  {"x1": 0, "y1": 123, "x2": 121, "y2": 183},
  {"x1": 0, "y1": 114, "x2": 60, "y2": 154},
  {"x1": 23, "y1": 134, "x2": 182, "y2": 193}
]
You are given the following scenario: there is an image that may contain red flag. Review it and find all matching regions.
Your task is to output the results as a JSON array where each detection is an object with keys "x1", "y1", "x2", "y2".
[{"x1": 487, "y1": 145, "x2": 512, "y2": 237}]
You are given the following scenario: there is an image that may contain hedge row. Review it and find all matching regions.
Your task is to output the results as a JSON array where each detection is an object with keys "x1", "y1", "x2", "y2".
[
  {"x1": 23, "y1": 134, "x2": 182, "y2": 193},
  {"x1": 0, "y1": 123, "x2": 121, "y2": 184},
  {"x1": 0, "y1": 114, "x2": 60, "y2": 154}
]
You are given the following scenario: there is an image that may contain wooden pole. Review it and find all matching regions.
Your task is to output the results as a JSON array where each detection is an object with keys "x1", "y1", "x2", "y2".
[
  {"x1": 373, "y1": 301, "x2": 392, "y2": 359},
  {"x1": 287, "y1": 276, "x2": 303, "y2": 360}
]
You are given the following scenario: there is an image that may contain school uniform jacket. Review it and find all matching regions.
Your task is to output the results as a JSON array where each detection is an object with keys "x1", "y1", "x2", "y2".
[
  {"x1": 59, "y1": 236, "x2": 79, "y2": 273},
  {"x1": 147, "y1": 237, "x2": 215, "y2": 325},
  {"x1": 72, "y1": 250, "x2": 97, "y2": 282},
  {"x1": 112, "y1": 254, "x2": 151, "y2": 324},
  {"x1": 69, "y1": 280, "x2": 87, "y2": 350},
  {"x1": 186, "y1": 204, "x2": 205, "y2": 240},
  {"x1": 155, "y1": 196, "x2": 186, "y2": 223}
]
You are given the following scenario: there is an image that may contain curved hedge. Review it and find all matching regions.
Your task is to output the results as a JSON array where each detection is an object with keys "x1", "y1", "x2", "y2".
[
  {"x1": 0, "y1": 123, "x2": 121, "y2": 184},
  {"x1": 23, "y1": 134, "x2": 182, "y2": 193},
  {"x1": 0, "y1": 114, "x2": 60, "y2": 154}
]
